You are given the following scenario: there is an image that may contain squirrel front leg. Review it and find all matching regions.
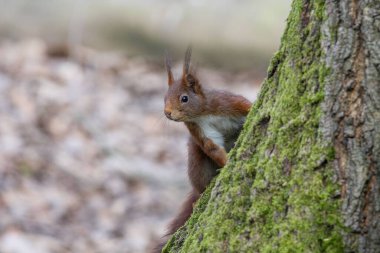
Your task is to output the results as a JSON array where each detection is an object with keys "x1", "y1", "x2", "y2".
[
  {"x1": 203, "y1": 138, "x2": 227, "y2": 167},
  {"x1": 186, "y1": 122, "x2": 227, "y2": 167}
]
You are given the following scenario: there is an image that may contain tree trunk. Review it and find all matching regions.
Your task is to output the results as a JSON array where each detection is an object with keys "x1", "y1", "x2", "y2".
[{"x1": 164, "y1": 0, "x2": 380, "y2": 252}]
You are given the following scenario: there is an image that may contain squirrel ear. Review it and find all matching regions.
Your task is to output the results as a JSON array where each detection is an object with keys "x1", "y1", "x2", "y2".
[
  {"x1": 185, "y1": 73, "x2": 197, "y2": 86},
  {"x1": 182, "y1": 47, "x2": 203, "y2": 94},
  {"x1": 184, "y1": 73, "x2": 203, "y2": 94},
  {"x1": 165, "y1": 51, "x2": 174, "y2": 86}
]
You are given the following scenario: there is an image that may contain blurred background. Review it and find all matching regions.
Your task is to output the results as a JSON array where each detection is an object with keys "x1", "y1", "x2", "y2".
[{"x1": 0, "y1": 0, "x2": 291, "y2": 252}]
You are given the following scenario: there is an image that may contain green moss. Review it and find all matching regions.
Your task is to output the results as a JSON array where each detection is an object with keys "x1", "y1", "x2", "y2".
[{"x1": 164, "y1": 0, "x2": 344, "y2": 252}]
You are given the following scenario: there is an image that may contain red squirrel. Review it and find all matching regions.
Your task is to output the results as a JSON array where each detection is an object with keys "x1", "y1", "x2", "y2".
[{"x1": 153, "y1": 48, "x2": 251, "y2": 252}]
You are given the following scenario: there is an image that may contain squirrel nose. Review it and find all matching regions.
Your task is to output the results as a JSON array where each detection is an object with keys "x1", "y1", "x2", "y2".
[{"x1": 164, "y1": 110, "x2": 172, "y2": 118}]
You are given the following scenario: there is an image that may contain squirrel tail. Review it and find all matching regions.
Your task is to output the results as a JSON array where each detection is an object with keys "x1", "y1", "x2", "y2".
[
  {"x1": 152, "y1": 189, "x2": 200, "y2": 253},
  {"x1": 166, "y1": 189, "x2": 199, "y2": 235}
]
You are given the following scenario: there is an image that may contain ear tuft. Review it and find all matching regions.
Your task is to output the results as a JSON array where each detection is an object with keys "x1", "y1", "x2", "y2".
[
  {"x1": 182, "y1": 47, "x2": 203, "y2": 95},
  {"x1": 183, "y1": 46, "x2": 192, "y2": 75},
  {"x1": 165, "y1": 50, "x2": 174, "y2": 86}
]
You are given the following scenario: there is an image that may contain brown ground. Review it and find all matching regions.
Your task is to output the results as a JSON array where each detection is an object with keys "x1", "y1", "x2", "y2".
[{"x1": 0, "y1": 39, "x2": 260, "y2": 253}]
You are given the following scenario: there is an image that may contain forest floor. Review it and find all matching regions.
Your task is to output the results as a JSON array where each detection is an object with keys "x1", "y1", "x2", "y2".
[{"x1": 0, "y1": 39, "x2": 260, "y2": 253}]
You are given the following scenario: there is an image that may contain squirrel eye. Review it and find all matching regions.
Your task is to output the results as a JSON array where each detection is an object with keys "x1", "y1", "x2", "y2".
[{"x1": 180, "y1": 95, "x2": 189, "y2": 103}]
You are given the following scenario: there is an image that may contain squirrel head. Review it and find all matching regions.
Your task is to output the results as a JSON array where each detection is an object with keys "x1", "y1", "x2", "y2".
[{"x1": 164, "y1": 47, "x2": 205, "y2": 122}]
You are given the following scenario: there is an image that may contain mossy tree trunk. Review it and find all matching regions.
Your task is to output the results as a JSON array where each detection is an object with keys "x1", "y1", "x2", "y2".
[{"x1": 164, "y1": 0, "x2": 380, "y2": 252}]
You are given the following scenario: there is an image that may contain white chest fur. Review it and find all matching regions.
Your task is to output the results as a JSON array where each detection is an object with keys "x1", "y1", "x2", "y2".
[{"x1": 195, "y1": 115, "x2": 245, "y2": 149}]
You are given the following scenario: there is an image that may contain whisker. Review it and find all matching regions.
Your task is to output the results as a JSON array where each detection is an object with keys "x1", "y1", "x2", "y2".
[{"x1": 152, "y1": 114, "x2": 166, "y2": 128}]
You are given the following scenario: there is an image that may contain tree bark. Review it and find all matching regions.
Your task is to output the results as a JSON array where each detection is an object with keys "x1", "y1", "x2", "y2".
[{"x1": 164, "y1": 0, "x2": 380, "y2": 252}]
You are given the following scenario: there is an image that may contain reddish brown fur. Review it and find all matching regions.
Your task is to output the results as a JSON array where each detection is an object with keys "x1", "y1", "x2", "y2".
[
  {"x1": 153, "y1": 48, "x2": 251, "y2": 252},
  {"x1": 187, "y1": 137, "x2": 220, "y2": 193}
]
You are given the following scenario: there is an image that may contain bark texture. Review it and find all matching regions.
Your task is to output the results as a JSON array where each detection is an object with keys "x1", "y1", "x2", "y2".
[
  {"x1": 164, "y1": 0, "x2": 380, "y2": 252},
  {"x1": 322, "y1": 0, "x2": 380, "y2": 251}
]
